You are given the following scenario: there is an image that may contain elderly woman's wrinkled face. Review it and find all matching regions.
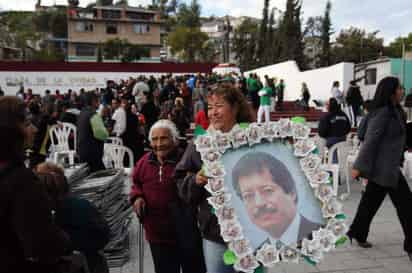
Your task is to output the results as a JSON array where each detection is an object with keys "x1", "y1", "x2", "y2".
[
  {"x1": 208, "y1": 94, "x2": 237, "y2": 133},
  {"x1": 150, "y1": 127, "x2": 176, "y2": 160}
]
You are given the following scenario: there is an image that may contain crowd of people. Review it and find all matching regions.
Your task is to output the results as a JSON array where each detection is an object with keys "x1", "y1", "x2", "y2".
[{"x1": 1, "y1": 71, "x2": 412, "y2": 273}]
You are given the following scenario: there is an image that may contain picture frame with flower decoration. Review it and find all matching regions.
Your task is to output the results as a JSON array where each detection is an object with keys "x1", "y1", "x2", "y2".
[{"x1": 194, "y1": 120, "x2": 348, "y2": 272}]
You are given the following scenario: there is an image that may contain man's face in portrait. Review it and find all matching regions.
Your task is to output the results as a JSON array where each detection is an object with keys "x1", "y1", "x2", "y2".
[{"x1": 237, "y1": 167, "x2": 297, "y2": 238}]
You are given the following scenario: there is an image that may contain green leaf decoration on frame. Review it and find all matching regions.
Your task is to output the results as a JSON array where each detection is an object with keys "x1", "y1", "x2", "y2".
[
  {"x1": 291, "y1": 116, "x2": 306, "y2": 124},
  {"x1": 211, "y1": 207, "x2": 216, "y2": 215},
  {"x1": 335, "y1": 236, "x2": 348, "y2": 246},
  {"x1": 194, "y1": 125, "x2": 207, "y2": 137},
  {"x1": 303, "y1": 255, "x2": 317, "y2": 266},
  {"x1": 223, "y1": 250, "x2": 237, "y2": 265},
  {"x1": 335, "y1": 214, "x2": 347, "y2": 220},
  {"x1": 254, "y1": 265, "x2": 264, "y2": 273},
  {"x1": 239, "y1": 122, "x2": 249, "y2": 129}
]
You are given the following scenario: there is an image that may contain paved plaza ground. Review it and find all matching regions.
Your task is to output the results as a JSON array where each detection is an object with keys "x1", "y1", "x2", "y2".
[{"x1": 114, "y1": 181, "x2": 412, "y2": 273}]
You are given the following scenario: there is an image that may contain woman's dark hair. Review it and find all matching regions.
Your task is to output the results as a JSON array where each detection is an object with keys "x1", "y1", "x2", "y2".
[
  {"x1": 0, "y1": 96, "x2": 26, "y2": 162},
  {"x1": 207, "y1": 84, "x2": 253, "y2": 123},
  {"x1": 35, "y1": 163, "x2": 69, "y2": 209},
  {"x1": 373, "y1": 76, "x2": 400, "y2": 109},
  {"x1": 328, "y1": 97, "x2": 340, "y2": 114}
]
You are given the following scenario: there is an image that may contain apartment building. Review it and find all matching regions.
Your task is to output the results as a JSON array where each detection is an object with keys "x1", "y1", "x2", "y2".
[{"x1": 67, "y1": 5, "x2": 162, "y2": 62}]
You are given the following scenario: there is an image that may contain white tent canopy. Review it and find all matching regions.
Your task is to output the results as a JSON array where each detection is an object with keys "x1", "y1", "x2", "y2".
[{"x1": 212, "y1": 64, "x2": 241, "y2": 75}]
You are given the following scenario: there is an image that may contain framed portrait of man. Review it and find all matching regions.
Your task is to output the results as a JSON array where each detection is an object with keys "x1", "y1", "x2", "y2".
[{"x1": 222, "y1": 142, "x2": 325, "y2": 250}]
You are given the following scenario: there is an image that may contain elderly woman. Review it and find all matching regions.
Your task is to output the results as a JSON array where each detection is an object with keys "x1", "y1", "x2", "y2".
[
  {"x1": 0, "y1": 96, "x2": 71, "y2": 272},
  {"x1": 130, "y1": 119, "x2": 205, "y2": 273},
  {"x1": 348, "y1": 77, "x2": 412, "y2": 260},
  {"x1": 175, "y1": 84, "x2": 254, "y2": 273}
]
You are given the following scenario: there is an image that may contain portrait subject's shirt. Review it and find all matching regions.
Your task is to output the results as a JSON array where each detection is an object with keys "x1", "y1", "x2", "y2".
[{"x1": 269, "y1": 213, "x2": 301, "y2": 245}]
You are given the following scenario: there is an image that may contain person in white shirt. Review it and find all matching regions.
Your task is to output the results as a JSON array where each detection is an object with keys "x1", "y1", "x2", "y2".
[
  {"x1": 331, "y1": 81, "x2": 344, "y2": 104},
  {"x1": 112, "y1": 98, "x2": 127, "y2": 137},
  {"x1": 232, "y1": 152, "x2": 321, "y2": 244}
]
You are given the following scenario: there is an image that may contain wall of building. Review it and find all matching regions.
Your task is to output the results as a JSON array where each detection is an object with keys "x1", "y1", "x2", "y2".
[
  {"x1": 247, "y1": 61, "x2": 354, "y2": 103},
  {"x1": 391, "y1": 58, "x2": 412, "y2": 95},
  {"x1": 355, "y1": 61, "x2": 391, "y2": 100},
  {"x1": 0, "y1": 62, "x2": 215, "y2": 95},
  {"x1": 68, "y1": 20, "x2": 161, "y2": 45}
]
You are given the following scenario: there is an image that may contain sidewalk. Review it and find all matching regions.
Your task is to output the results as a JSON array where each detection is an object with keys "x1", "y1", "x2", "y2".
[{"x1": 115, "y1": 181, "x2": 412, "y2": 273}]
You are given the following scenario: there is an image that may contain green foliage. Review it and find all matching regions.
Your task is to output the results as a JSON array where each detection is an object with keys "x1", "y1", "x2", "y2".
[
  {"x1": 168, "y1": 26, "x2": 209, "y2": 62},
  {"x1": 231, "y1": 18, "x2": 259, "y2": 71},
  {"x1": 48, "y1": 9, "x2": 67, "y2": 38},
  {"x1": 331, "y1": 27, "x2": 384, "y2": 63},
  {"x1": 384, "y1": 33, "x2": 412, "y2": 58},
  {"x1": 279, "y1": 0, "x2": 306, "y2": 69},
  {"x1": 257, "y1": 0, "x2": 270, "y2": 65},
  {"x1": 103, "y1": 38, "x2": 149, "y2": 62},
  {"x1": 320, "y1": 1, "x2": 332, "y2": 67},
  {"x1": 115, "y1": 0, "x2": 129, "y2": 6},
  {"x1": 97, "y1": 0, "x2": 114, "y2": 6},
  {"x1": 176, "y1": 0, "x2": 201, "y2": 28}
]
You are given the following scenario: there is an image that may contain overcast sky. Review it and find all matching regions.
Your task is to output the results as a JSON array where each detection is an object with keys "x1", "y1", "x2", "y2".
[{"x1": 0, "y1": 0, "x2": 411, "y2": 45}]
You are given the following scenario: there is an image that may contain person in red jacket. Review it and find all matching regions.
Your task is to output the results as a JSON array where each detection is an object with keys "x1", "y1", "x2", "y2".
[{"x1": 130, "y1": 119, "x2": 205, "y2": 273}]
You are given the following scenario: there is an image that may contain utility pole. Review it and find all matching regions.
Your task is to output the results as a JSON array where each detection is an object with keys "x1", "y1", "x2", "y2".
[{"x1": 401, "y1": 39, "x2": 406, "y2": 86}]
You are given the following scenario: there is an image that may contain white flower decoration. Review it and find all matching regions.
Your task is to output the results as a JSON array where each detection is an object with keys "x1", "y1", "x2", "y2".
[
  {"x1": 301, "y1": 238, "x2": 323, "y2": 262},
  {"x1": 201, "y1": 149, "x2": 222, "y2": 165},
  {"x1": 215, "y1": 132, "x2": 232, "y2": 152},
  {"x1": 205, "y1": 178, "x2": 225, "y2": 195},
  {"x1": 315, "y1": 184, "x2": 334, "y2": 202},
  {"x1": 231, "y1": 128, "x2": 249, "y2": 148},
  {"x1": 216, "y1": 206, "x2": 237, "y2": 223},
  {"x1": 292, "y1": 123, "x2": 311, "y2": 139},
  {"x1": 207, "y1": 192, "x2": 231, "y2": 209},
  {"x1": 228, "y1": 239, "x2": 254, "y2": 257},
  {"x1": 312, "y1": 228, "x2": 336, "y2": 252},
  {"x1": 195, "y1": 135, "x2": 215, "y2": 151},
  {"x1": 322, "y1": 198, "x2": 343, "y2": 218},
  {"x1": 280, "y1": 245, "x2": 300, "y2": 263},
  {"x1": 326, "y1": 219, "x2": 348, "y2": 240},
  {"x1": 307, "y1": 169, "x2": 330, "y2": 188},
  {"x1": 256, "y1": 243, "x2": 281, "y2": 266},
  {"x1": 300, "y1": 154, "x2": 322, "y2": 172},
  {"x1": 247, "y1": 124, "x2": 263, "y2": 145},
  {"x1": 234, "y1": 254, "x2": 260, "y2": 273},
  {"x1": 262, "y1": 122, "x2": 279, "y2": 141},
  {"x1": 294, "y1": 139, "x2": 316, "y2": 157},
  {"x1": 221, "y1": 220, "x2": 243, "y2": 242},
  {"x1": 278, "y1": 119, "x2": 293, "y2": 138}
]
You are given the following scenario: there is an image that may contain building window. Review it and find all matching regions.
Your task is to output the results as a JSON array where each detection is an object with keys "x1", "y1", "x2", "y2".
[
  {"x1": 75, "y1": 22, "x2": 94, "y2": 32},
  {"x1": 102, "y1": 10, "x2": 121, "y2": 19},
  {"x1": 106, "y1": 23, "x2": 118, "y2": 34},
  {"x1": 133, "y1": 24, "x2": 150, "y2": 34},
  {"x1": 365, "y1": 68, "x2": 377, "y2": 85},
  {"x1": 75, "y1": 45, "x2": 96, "y2": 56},
  {"x1": 126, "y1": 12, "x2": 154, "y2": 21}
]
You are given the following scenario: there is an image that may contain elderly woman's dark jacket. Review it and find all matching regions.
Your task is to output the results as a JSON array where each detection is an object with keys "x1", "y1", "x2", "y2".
[
  {"x1": 175, "y1": 142, "x2": 224, "y2": 243},
  {"x1": 354, "y1": 105, "x2": 406, "y2": 188}
]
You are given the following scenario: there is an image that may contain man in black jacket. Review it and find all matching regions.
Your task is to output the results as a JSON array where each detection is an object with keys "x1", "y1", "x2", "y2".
[
  {"x1": 77, "y1": 92, "x2": 108, "y2": 172},
  {"x1": 318, "y1": 98, "x2": 351, "y2": 148},
  {"x1": 346, "y1": 81, "x2": 364, "y2": 127}
]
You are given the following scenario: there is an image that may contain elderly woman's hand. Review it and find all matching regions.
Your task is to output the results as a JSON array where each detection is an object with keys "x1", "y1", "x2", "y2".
[{"x1": 195, "y1": 169, "x2": 209, "y2": 187}]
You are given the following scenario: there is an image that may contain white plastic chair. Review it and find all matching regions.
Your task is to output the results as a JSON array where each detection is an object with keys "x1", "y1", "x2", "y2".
[
  {"x1": 104, "y1": 143, "x2": 134, "y2": 172},
  {"x1": 49, "y1": 122, "x2": 77, "y2": 153},
  {"x1": 325, "y1": 141, "x2": 352, "y2": 200},
  {"x1": 313, "y1": 135, "x2": 327, "y2": 164},
  {"x1": 103, "y1": 137, "x2": 124, "y2": 169}
]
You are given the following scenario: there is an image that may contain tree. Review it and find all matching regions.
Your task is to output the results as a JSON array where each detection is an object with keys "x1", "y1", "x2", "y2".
[
  {"x1": 257, "y1": 0, "x2": 270, "y2": 65},
  {"x1": 331, "y1": 27, "x2": 384, "y2": 64},
  {"x1": 232, "y1": 18, "x2": 259, "y2": 71},
  {"x1": 278, "y1": 0, "x2": 306, "y2": 69},
  {"x1": 97, "y1": 0, "x2": 114, "y2": 6},
  {"x1": 320, "y1": 0, "x2": 332, "y2": 67},
  {"x1": 176, "y1": 0, "x2": 201, "y2": 28},
  {"x1": 168, "y1": 26, "x2": 209, "y2": 62},
  {"x1": 115, "y1": 0, "x2": 128, "y2": 6},
  {"x1": 384, "y1": 33, "x2": 412, "y2": 58}
]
